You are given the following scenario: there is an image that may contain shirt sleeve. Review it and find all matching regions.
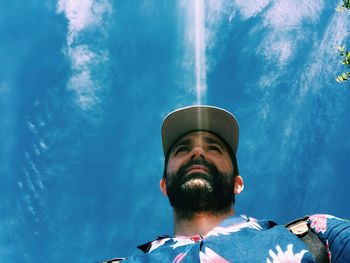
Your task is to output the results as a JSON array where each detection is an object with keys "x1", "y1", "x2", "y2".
[{"x1": 307, "y1": 214, "x2": 350, "y2": 262}]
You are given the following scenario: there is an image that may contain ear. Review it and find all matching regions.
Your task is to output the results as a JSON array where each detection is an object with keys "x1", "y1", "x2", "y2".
[
  {"x1": 234, "y1": 175, "x2": 244, "y2": 195},
  {"x1": 159, "y1": 178, "x2": 167, "y2": 196}
]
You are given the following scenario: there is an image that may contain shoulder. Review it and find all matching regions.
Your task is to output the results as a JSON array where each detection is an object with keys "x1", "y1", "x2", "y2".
[
  {"x1": 307, "y1": 214, "x2": 349, "y2": 234},
  {"x1": 306, "y1": 214, "x2": 350, "y2": 262}
]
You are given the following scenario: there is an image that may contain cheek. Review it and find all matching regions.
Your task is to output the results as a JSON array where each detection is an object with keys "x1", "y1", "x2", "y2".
[
  {"x1": 226, "y1": 160, "x2": 234, "y2": 173},
  {"x1": 167, "y1": 154, "x2": 190, "y2": 175},
  {"x1": 214, "y1": 157, "x2": 233, "y2": 173},
  {"x1": 166, "y1": 158, "x2": 180, "y2": 174}
]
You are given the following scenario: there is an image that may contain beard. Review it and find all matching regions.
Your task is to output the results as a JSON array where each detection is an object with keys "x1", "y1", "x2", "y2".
[{"x1": 165, "y1": 159, "x2": 235, "y2": 218}]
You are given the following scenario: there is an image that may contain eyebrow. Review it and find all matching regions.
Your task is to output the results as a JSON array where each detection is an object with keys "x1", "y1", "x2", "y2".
[{"x1": 174, "y1": 135, "x2": 225, "y2": 149}]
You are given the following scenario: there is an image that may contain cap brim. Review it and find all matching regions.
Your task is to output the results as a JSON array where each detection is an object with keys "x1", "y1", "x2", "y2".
[{"x1": 161, "y1": 105, "x2": 239, "y2": 156}]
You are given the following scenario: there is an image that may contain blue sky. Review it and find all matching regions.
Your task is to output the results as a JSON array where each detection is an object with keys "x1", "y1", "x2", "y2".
[{"x1": 1, "y1": 0, "x2": 349, "y2": 262}]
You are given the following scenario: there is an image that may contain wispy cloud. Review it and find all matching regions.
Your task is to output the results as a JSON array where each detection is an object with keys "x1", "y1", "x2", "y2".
[
  {"x1": 233, "y1": 0, "x2": 270, "y2": 19},
  {"x1": 263, "y1": 0, "x2": 324, "y2": 28},
  {"x1": 205, "y1": 1, "x2": 235, "y2": 56},
  {"x1": 232, "y1": 0, "x2": 324, "y2": 67},
  {"x1": 57, "y1": 0, "x2": 111, "y2": 46},
  {"x1": 298, "y1": 11, "x2": 350, "y2": 98},
  {"x1": 234, "y1": 1, "x2": 347, "y2": 178},
  {"x1": 277, "y1": 10, "x2": 350, "y2": 163},
  {"x1": 19, "y1": 166, "x2": 41, "y2": 223},
  {"x1": 258, "y1": 35, "x2": 294, "y2": 66},
  {"x1": 24, "y1": 151, "x2": 45, "y2": 191},
  {"x1": 18, "y1": 116, "x2": 48, "y2": 224},
  {"x1": 39, "y1": 140, "x2": 48, "y2": 151},
  {"x1": 179, "y1": 0, "x2": 323, "y2": 102},
  {"x1": 57, "y1": 0, "x2": 112, "y2": 110},
  {"x1": 27, "y1": 121, "x2": 37, "y2": 134},
  {"x1": 260, "y1": 1, "x2": 323, "y2": 66},
  {"x1": 19, "y1": 160, "x2": 46, "y2": 226}
]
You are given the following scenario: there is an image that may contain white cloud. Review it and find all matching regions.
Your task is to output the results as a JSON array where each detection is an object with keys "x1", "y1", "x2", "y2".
[
  {"x1": 68, "y1": 45, "x2": 94, "y2": 68},
  {"x1": 24, "y1": 151, "x2": 45, "y2": 192},
  {"x1": 259, "y1": 35, "x2": 293, "y2": 66},
  {"x1": 35, "y1": 115, "x2": 46, "y2": 127},
  {"x1": 298, "y1": 12, "x2": 350, "y2": 98},
  {"x1": 263, "y1": 0, "x2": 324, "y2": 28},
  {"x1": 28, "y1": 159, "x2": 40, "y2": 176},
  {"x1": 39, "y1": 140, "x2": 48, "y2": 151},
  {"x1": 205, "y1": 0, "x2": 235, "y2": 53},
  {"x1": 67, "y1": 69, "x2": 99, "y2": 109},
  {"x1": 256, "y1": 1, "x2": 324, "y2": 66},
  {"x1": 33, "y1": 144, "x2": 41, "y2": 156},
  {"x1": 239, "y1": 0, "x2": 332, "y2": 168},
  {"x1": 22, "y1": 168, "x2": 39, "y2": 199},
  {"x1": 27, "y1": 121, "x2": 37, "y2": 134},
  {"x1": 20, "y1": 157, "x2": 46, "y2": 225},
  {"x1": 23, "y1": 194, "x2": 39, "y2": 222},
  {"x1": 201, "y1": 0, "x2": 324, "y2": 81},
  {"x1": 233, "y1": 0, "x2": 321, "y2": 29},
  {"x1": 57, "y1": 0, "x2": 111, "y2": 45},
  {"x1": 259, "y1": 103, "x2": 271, "y2": 120},
  {"x1": 276, "y1": 11, "x2": 350, "y2": 162},
  {"x1": 283, "y1": 120, "x2": 292, "y2": 138},
  {"x1": 20, "y1": 169, "x2": 40, "y2": 223},
  {"x1": 57, "y1": 0, "x2": 112, "y2": 110},
  {"x1": 66, "y1": 45, "x2": 103, "y2": 110},
  {"x1": 233, "y1": 0, "x2": 270, "y2": 19}
]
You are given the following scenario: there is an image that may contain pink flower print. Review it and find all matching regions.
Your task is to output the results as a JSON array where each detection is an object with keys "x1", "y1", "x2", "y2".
[
  {"x1": 199, "y1": 247, "x2": 229, "y2": 263},
  {"x1": 266, "y1": 244, "x2": 307, "y2": 263},
  {"x1": 309, "y1": 215, "x2": 328, "y2": 234},
  {"x1": 325, "y1": 240, "x2": 332, "y2": 262},
  {"x1": 191, "y1": 235, "x2": 202, "y2": 242},
  {"x1": 170, "y1": 237, "x2": 196, "y2": 249},
  {"x1": 206, "y1": 221, "x2": 262, "y2": 237},
  {"x1": 173, "y1": 253, "x2": 187, "y2": 263}
]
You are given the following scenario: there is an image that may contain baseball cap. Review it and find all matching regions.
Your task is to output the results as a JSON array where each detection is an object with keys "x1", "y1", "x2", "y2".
[{"x1": 161, "y1": 105, "x2": 239, "y2": 156}]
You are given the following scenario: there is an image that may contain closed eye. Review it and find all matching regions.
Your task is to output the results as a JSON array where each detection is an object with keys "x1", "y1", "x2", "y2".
[
  {"x1": 208, "y1": 145, "x2": 222, "y2": 153},
  {"x1": 174, "y1": 145, "x2": 190, "y2": 155}
]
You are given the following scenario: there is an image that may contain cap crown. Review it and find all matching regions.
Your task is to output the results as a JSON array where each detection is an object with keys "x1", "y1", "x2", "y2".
[{"x1": 161, "y1": 105, "x2": 239, "y2": 156}]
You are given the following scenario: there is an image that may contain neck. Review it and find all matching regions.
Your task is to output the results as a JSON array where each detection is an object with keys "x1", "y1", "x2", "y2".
[{"x1": 173, "y1": 207, "x2": 234, "y2": 236}]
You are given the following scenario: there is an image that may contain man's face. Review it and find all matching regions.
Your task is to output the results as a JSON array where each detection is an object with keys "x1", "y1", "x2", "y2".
[{"x1": 163, "y1": 131, "x2": 235, "y2": 214}]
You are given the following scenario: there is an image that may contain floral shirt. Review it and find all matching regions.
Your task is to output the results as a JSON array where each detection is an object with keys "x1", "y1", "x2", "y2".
[{"x1": 121, "y1": 214, "x2": 350, "y2": 262}]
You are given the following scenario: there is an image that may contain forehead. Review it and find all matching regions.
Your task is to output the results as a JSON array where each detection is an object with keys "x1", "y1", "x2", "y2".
[{"x1": 172, "y1": 131, "x2": 227, "y2": 148}]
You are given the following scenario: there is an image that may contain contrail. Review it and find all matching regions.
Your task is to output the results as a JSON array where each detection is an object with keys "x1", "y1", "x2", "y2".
[{"x1": 194, "y1": 0, "x2": 207, "y2": 104}]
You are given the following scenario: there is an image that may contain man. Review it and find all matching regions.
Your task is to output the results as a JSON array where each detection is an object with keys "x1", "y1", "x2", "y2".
[{"x1": 107, "y1": 105, "x2": 350, "y2": 262}]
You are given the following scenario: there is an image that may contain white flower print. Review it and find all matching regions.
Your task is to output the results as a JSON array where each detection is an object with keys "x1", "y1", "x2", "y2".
[
  {"x1": 170, "y1": 238, "x2": 196, "y2": 249},
  {"x1": 207, "y1": 221, "x2": 262, "y2": 237},
  {"x1": 266, "y1": 244, "x2": 307, "y2": 263},
  {"x1": 199, "y1": 247, "x2": 229, "y2": 263},
  {"x1": 149, "y1": 238, "x2": 171, "y2": 252}
]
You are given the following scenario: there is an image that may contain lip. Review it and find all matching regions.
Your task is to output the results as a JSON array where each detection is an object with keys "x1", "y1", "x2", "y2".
[{"x1": 186, "y1": 165, "x2": 209, "y2": 175}]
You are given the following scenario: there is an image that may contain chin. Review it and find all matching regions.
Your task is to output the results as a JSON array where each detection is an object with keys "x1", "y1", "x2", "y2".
[{"x1": 181, "y1": 178, "x2": 213, "y2": 192}]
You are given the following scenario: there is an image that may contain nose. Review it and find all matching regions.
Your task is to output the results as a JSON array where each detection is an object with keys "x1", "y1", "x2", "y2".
[{"x1": 190, "y1": 146, "x2": 205, "y2": 160}]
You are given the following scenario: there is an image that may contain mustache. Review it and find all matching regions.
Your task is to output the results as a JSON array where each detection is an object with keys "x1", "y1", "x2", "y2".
[{"x1": 177, "y1": 159, "x2": 218, "y2": 178}]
